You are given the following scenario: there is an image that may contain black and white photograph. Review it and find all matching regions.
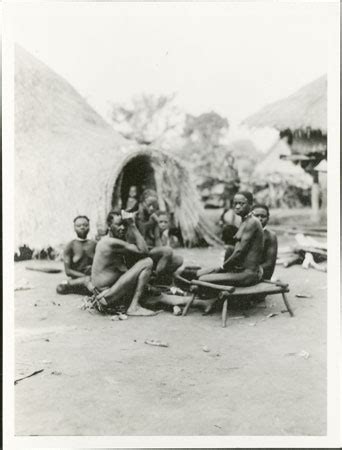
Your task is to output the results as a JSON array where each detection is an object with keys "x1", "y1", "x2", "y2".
[{"x1": 2, "y1": 1, "x2": 340, "y2": 447}]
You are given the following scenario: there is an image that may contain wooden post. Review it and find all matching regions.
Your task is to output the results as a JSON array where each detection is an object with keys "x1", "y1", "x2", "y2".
[
  {"x1": 311, "y1": 171, "x2": 320, "y2": 222},
  {"x1": 282, "y1": 292, "x2": 294, "y2": 317},
  {"x1": 182, "y1": 292, "x2": 196, "y2": 316},
  {"x1": 319, "y1": 171, "x2": 327, "y2": 223},
  {"x1": 222, "y1": 298, "x2": 228, "y2": 327}
]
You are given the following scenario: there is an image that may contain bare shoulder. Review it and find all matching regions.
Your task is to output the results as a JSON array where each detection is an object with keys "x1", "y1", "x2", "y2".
[
  {"x1": 64, "y1": 240, "x2": 76, "y2": 252},
  {"x1": 265, "y1": 228, "x2": 277, "y2": 240},
  {"x1": 100, "y1": 236, "x2": 126, "y2": 249},
  {"x1": 269, "y1": 229, "x2": 278, "y2": 243},
  {"x1": 246, "y1": 215, "x2": 263, "y2": 231},
  {"x1": 88, "y1": 239, "x2": 97, "y2": 249}
]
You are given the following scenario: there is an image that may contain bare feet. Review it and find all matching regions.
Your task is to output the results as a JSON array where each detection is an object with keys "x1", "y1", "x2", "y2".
[
  {"x1": 203, "y1": 298, "x2": 217, "y2": 315},
  {"x1": 97, "y1": 296, "x2": 108, "y2": 306},
  {"x1": 173, "y1": 305, "x2": 182, "y2": 316},
  {"x1": 194, "y1": 298, "x2": 217, "y2": 315},
  {"x1": 127, "y1": 306, "x2": 157, "y2": 316}
]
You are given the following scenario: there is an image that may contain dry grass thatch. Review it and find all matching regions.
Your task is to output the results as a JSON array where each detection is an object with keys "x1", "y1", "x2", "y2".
[
  {"x1": 15, "y1": 46, "x2": 220, "y2": 250},
  {"x1": 252, "y1": 139, "x2": 312, "y2": 189},
  {"x1": 243, "y1": 76, "x2": 327, "y2": 133},
  {"x1": 104, "y1": 146, "x2": 221, "y2": 246}
]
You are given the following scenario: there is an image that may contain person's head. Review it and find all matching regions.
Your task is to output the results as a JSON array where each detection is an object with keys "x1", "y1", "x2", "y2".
[
  {"x1": 128, "y1": 185, "x2": 138, "y2": 198},
  {"x1": 95, "y1": 222, "x2": 108, "y2": 242},
  {"x1": 252, "y1": 204, "x2": 270, "y2": 228},
  {"x1": 156, "y1": 211, "x2": 170, "y2": 232},
  {"x1": 73, "y1": 215, "x2": 90, "y2": 239},
  {"x1": 233, "y1": 191, "x2": 253, "y2": 217},
  {"x1": 106, "y1": 211, "x2": 126, "y2": 239},
  {"x1": 142, "y1": 195, "x2": 158, "y2": 217}
]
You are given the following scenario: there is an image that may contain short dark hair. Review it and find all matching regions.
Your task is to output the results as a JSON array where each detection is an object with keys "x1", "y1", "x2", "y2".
[
  {"x1": 141, "y1": 189, "x2": 158, "y2": 203},
  {"x1": 106, "y1": 210, "x2": 121, "y2": 226},
  {"x1": 235, "y1": 191, "x2": 254, "y2": 205},
  {"x1": 73, "y1": 215, "x2": 89, "y2": 224},
  {"x1": 252, "y1": 203, "x2": 270, "y2": 216},
  {"x1": 156, "y1": 210, "x2": 169, "y2": 218}
]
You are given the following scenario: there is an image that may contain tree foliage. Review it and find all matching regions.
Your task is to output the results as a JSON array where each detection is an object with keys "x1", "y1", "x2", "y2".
[
  {"x1": 110, "y1": 94, "x2": 312, "y2": 209},
  {"x1": 110, "y1": 93, "x2": 184, "y2": 147}
]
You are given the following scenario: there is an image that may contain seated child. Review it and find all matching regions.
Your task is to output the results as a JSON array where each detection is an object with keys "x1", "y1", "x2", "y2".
[
  {"x1": 156, "y1": 211, "x2": 180, "y2": 249},
  {"x1": 125, "y1": 185, "x2": 139, "y2": 213},
  {"x1": 134, "y1": 191, "x2": 183, "y2": 283}
]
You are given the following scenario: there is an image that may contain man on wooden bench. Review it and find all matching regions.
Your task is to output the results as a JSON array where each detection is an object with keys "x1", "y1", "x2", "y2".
[
  {"x1": 251, "y1": 204, "x2": 278, "y2": 281},
  {"x1": 183, "y1": 191, "x2": 264, "y2": 287}
]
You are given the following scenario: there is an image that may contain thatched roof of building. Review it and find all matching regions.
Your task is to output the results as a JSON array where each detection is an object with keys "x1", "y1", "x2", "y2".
[
  {"x1": 244, "y1": 76, "x2": 327, "y2": 134},
  {"x1": 15, "y1": 46, "x2": 219, "y2": 249},
  {"x1": 252, "y1": 138, "x2": 312, "y2": 189}
]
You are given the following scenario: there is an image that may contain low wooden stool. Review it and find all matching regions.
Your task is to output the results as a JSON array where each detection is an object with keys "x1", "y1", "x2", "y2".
[{"x1": 182, "y1": 279, "x2": 293, "y2": 327}]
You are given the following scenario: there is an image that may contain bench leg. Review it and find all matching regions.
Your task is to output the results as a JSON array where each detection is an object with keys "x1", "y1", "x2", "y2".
[
  {"x1": 222, "y1": 298, "x2": 228, "y2": 327},
  {"x1": 282, "y1": 292, "x2": 294, "y2": 317},
  {"x1": 182, "y1": 292, "x2": 196, "y2": 316}
]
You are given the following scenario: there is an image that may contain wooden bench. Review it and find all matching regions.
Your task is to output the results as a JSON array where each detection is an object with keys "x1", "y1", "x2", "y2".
[{"x1": 182, "y1": 279, "x2": 293, "y2": 327}]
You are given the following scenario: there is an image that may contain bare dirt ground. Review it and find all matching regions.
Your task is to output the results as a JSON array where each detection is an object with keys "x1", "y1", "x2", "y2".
[{"x1": 14, "y1": 246, "x2": 326, "y2": 436}]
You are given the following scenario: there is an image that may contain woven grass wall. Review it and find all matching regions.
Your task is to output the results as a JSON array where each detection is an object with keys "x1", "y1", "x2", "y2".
[
  {"x1": 106, "y1": 148, "x2": 221, "y2": 246},
  {"x1": 15, "y1": 46, "x2": 220, "y2": 250}
]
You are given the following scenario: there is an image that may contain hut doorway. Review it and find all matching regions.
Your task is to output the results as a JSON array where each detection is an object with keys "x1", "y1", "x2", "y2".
[{"x1": 111, "y1": 154, "x2": 157, "y2": 211}]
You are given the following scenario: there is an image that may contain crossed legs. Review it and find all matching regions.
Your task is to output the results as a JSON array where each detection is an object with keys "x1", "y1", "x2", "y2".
[
  {"x1": 95, "y1": 257, "x2": 156, "y2": 316},
  {"x1": 57, "y1": 275, "x2": 93, "y2": 295},
  {"x1": 149, "y1": 246, "x2": 184, "y2": 279}
]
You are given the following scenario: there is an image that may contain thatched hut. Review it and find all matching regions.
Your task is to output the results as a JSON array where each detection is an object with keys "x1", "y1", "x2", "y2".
[
  {"x1": 252, "y1": 138, "x2": 312, "y2": 207},
  {"x1": 15, "y1": 46, "x2": 220, "y2": 252},
  {"x1": 244, "y1": 76, "x2": 327, "y2": 219}
]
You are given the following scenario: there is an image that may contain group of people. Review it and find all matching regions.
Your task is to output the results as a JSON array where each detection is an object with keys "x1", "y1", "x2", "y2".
[{"x1": 56, "y1": 190, "x2": 278, "y2": 317}]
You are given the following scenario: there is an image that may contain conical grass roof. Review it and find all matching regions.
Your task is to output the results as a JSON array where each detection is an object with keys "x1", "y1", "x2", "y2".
[
  {"x1": 15, "y1": 46, "x2": 219, "y2": 250},
  {"x1": 244, "y1": 76, "x2": 327, "y2": 133},
  {"x1": 252, "y1": 139, "x2": 312, "y2": 189}
]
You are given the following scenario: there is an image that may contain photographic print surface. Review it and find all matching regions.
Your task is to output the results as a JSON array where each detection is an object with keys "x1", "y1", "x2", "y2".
[{"x1": 3, "y1": 1, "x2": 340, "y2": 447}]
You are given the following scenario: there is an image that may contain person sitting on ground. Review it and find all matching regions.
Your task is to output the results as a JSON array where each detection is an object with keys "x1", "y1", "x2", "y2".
[
  {"x1": 155, "y1": 211, "x2": 180, "y2": 249},
  {"x1": 134, "y1": 191, "x2": 183, "y2": 283},
  {"x1": 125, "y1": 185, "x2": 139, "y2": 213},
  {"x1": 90, "y1": 210, "x2": 156, "y2": 316},
  {"x1": 252, "y1": 204, "x2": 278, "y2": 280},
  {"x1": 57, "y1": 216, "x2": 96, "y2": 295},
  {"x1": 219, "y1": 197, "x2": 241, "y2": 246}
]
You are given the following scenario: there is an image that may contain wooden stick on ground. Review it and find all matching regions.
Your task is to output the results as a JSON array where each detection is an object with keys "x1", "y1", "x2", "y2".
[{"x1": 26, "y1": 267, "x2": 62, "y2": 274}]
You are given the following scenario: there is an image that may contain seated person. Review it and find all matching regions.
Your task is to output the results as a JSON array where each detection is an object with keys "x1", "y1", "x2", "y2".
[
  {"x1": 57, "y1": 216, "x2": 96, "y2": 295},
  {"x1": 155, "y1": 211, "x2": 180, "y2": 249},
  {"x1": 91, "y1": 210, "x2": 156, "y2": 316},
  {"x1": 219, "y1": 198, "x2": 241, "y2": 246},
  {"x1": 183, "y1": 191, "x2": 264, "y2": 288},
  {"x1": 251, "y1": 204, "x2": 278, "y2": 280},
  {"x1": 124, "y1": 185, "x2": 139, "y2": 213},
  {"x1": 134, "y1": 191, "x2": 183, "y2": 283}
]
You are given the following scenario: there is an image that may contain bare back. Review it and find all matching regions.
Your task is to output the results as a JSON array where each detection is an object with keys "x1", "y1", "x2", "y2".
[
  {"x1": 91, "y1": 236, "x2": 128, "y2": 289},
  {"x1": 262, "y1": 228, "x2": 278, "y2": 279}
]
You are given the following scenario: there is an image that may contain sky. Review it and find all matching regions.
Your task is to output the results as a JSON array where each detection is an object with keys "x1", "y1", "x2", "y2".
[{"x1": 6, "y1": 2, "x2": 335, "y2": 129}]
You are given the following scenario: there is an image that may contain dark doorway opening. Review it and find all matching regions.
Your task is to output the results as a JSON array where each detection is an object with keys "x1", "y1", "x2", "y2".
[{"x1": 112, "y1": 155, "x2": 157, "y2": 210}]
